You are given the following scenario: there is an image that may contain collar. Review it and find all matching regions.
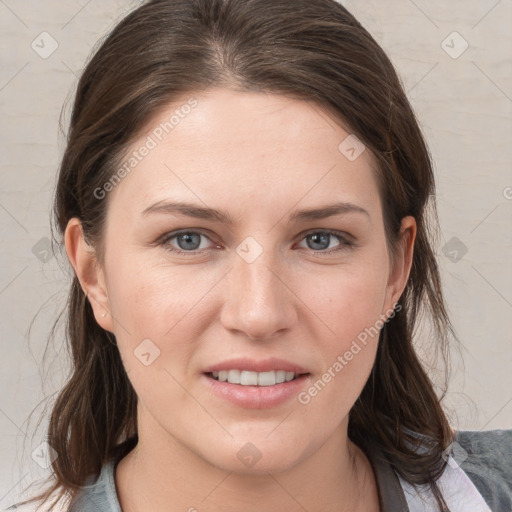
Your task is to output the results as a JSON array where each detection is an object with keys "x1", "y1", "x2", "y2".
[
  {"x1": 365, "y1": 440, "x2": 410, "y2": 511},
  {"x1": 365, "y1": 440, "x2": 491, "y2": 512}
]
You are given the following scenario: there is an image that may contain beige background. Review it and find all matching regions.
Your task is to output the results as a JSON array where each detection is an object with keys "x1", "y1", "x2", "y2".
[{"x1": 1, "y1": 0, "x2": 511, "y2": 506}]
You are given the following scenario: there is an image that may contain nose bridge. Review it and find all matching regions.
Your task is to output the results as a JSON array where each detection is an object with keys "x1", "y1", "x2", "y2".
[
  {"x1": 238, "y1": 250, "x2": 278, "y2": 300},
  {"x1": 234, "y1": 233, "x2": 282, "y2": 294},
  {"x1": 220, "y1": 239, "x2": 296, "y2": 339}
]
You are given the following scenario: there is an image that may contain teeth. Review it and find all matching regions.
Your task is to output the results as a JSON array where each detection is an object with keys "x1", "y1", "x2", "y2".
[
  {"x1": 257, "y1": 371, "x2": 275, "y2": 386},
  {"x1": 241, "y1": 370, "x2": 258, "y2": 385},
  {"x1": 211, "y1": 370, "x2": 300, "y2": 385},
  {"x1": 227, "y1": 369, "x2": 241, "y2": 384}
]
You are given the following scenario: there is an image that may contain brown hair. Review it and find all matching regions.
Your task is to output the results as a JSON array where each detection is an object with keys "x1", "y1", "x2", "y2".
[{"x1": 21, "y1": 0, "x2": 458, "y2": 510}]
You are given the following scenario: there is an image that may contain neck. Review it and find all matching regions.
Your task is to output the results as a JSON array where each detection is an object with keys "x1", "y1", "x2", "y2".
[{"x1": 115, "y1": 410, "x2": 380, "y2": 512}]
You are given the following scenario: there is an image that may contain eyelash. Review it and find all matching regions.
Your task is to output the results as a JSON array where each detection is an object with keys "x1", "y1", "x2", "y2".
[{"x1": 158, "y1": 229, "x2": 356, "y2": 256}]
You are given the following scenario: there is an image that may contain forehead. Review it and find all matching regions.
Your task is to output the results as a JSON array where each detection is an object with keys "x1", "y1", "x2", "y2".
[{"x1": 107, "y1": 87, "x2": 381, "y2": 216}]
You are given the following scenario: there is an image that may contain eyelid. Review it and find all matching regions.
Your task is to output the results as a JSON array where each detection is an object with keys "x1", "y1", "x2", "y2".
[{"x1": 297, "y1": 228, "x2": 355, "y2": 243}]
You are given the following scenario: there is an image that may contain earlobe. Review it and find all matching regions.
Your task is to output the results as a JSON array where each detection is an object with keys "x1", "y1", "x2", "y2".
[
  {"x1": 383, "y1": 216, "x2": 416, "y2": 317},
  {"x1": 64, "y1": 218, "x2": 114, "y2": 332}
]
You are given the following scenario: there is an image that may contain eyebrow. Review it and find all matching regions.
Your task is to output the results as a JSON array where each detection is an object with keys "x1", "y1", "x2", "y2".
[{"x1": 141, "y1": 200, "x2": 370, "y2": 224}]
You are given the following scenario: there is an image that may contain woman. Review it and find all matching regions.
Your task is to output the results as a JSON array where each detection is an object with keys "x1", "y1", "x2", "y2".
[{"x1": 10, "y1": 0, "x2": 511, "y2": 511}]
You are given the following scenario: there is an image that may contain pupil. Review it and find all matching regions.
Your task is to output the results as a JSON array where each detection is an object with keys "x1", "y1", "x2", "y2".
[
  {"x1": 308, "y1": 233, "x2": 329, "y2": 250},
  {"x1": 178, "y1": 232, "x2": 200, "y2": 250}
]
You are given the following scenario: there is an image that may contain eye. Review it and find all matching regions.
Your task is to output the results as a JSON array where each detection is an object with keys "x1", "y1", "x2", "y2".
[
  {"x1": 160, "y1": 230, "x2": 218, "y2": 254},
  {"x1": 296, "y1": 230, "x2": 354, "y2": 254}
]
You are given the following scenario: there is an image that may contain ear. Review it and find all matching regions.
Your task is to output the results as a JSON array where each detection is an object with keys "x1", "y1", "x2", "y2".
[
  {"x1": 64, "y1": 217, "x2": 114, "y2": 332},
  {"x1": 382, "y1": 215, "x2": 416, "y2": 317}
]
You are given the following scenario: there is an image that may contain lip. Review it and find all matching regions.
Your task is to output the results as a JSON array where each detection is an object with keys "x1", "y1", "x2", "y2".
[
  {"x1": 202, "y1": 357, "x2": 309, "y2": 374},
  {"x1": 202, "y1": 372, "x2": 311, "y2": 409}
]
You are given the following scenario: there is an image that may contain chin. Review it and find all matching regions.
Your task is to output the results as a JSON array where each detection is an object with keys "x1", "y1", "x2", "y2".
[{"x1": 199, "y1": 435, "x2": 309, "y2": 476}]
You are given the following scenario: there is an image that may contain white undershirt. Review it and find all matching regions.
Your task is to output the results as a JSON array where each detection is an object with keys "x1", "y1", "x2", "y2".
[{"x1": 398, "y1": 455, "x2": 492, "y2": 512}]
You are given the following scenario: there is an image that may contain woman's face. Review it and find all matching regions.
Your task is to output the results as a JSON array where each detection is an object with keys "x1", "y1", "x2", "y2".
[{"x1": 70, "y1": 87, "x2": 415, "y2": 474}]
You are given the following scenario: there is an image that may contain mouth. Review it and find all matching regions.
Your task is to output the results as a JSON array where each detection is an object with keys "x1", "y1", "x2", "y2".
[
  {"x1": 201, "y1": 358, "x2": 311, "y2": 408},
  {"x1": 202, "y1": 369, "x2": 311, "y2": 409},
  {"x1": 205, "y1": 369, "x2": 308, "y2": 386}
]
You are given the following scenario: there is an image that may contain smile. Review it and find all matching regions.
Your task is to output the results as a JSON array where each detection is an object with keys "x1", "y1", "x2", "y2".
[
  {"x1": 208, "y1": 369, "x2": 303, "y2": 386},
  {"x1": 203, "y1": 372, "x2": 311, "y2": 409}
]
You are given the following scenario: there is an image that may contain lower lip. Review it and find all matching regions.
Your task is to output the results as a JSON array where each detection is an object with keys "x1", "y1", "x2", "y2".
[{"x1": 202, "y1": 373, "x2": 311, "y2": 409}]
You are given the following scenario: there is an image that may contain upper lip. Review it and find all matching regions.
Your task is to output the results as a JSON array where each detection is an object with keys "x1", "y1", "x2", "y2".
[{"x1": 203, "y1": 357, "x2": 309, "y2": 374}]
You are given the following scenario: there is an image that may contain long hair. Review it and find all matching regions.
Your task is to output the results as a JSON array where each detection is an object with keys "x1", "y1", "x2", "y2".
[{"x1": 21, "y1": 0, "x2": 458, "y2": 509}]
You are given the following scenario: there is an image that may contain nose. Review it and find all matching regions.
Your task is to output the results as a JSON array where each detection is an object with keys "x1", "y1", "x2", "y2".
[{"x1": 219, "y1": 249, "x2": 298, "y2": 341}]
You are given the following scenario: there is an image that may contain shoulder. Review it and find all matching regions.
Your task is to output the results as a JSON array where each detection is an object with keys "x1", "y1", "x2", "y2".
[
  {"x1": 6, "y1": 460, "x2": 121, "y2": 512},
  {"x1": 453, "y1": 428, "x2": 512, "y2": 511},
  {"x1": 4, "y1": 496, "x2": 69, "y2": 512},
  {"x1": 67, "y1": 460, "x2": 121, "y2": 512}
]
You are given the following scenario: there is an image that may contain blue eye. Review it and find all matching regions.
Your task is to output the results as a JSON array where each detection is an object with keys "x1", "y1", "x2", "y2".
[
  {"x1": 161, "y1": 230, "x2": 216, "y2": 254},
  {"x1": 159, "y1": 229, "x2": 354, "y2": 256},
  {"x1": 298, "y1": 231, "x2": 353, "y2": 252}
]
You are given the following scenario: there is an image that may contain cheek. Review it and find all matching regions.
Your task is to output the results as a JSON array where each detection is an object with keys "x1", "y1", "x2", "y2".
[
  {"x1": 299, "y1": 260, "x2": 389, "y2": 346},
  {"x1": 104, "y1": 254, "x2": 223, "y2": 393},
  {"x1": 293, "y1": 268, "x2": 387, "y2": 426},
  {"x1": 106, "y1": 262, "x2": 205, "y2": 406},
  {"x1": 105, "y1": 252, "x2": 210, "y2": 335},
  {"x1": 294, "y1": 254, "x2": 388, "y2": 395}
]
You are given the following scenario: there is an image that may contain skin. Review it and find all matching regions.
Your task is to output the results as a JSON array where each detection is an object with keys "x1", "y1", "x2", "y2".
[{"x1": 65, "y1": 87, "x2": 416, "y2": 512}]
